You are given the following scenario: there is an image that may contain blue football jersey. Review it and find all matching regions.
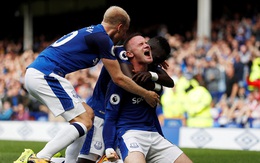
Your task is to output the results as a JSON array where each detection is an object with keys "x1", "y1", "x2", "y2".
[
  {"x1": 103, "y1": 81, "x2": 160, "y2": 149},
  {"x1": 87, "y1": 45, "x2": 129, "y2": 119},
  {"x1": 27, "y1": 24, "x2": 116, "y2": 77}
]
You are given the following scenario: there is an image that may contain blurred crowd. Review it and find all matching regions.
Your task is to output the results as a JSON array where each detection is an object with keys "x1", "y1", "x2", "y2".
[
  {"x1": 157, "y1": 13, "x2": 260, "y2": 129},
  {"x1": 1, "y1": 11, "x2": 260, "y2": 129}
]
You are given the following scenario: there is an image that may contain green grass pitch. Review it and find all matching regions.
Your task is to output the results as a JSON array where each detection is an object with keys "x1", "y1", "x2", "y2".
[{"x1": 1, "y1": 140, "x2": 259, "y2": 163}]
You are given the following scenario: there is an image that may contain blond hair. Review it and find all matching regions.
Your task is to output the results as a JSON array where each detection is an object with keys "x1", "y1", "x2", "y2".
[{"x1": 102, "y1": 6, "x2": 130, "y2": 28}]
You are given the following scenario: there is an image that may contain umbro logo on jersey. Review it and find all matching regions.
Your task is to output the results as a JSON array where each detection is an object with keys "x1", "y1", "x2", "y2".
[
  {"x1": 93, "y1": 58, "x2": 100, "y2": 65},
  {"x1": 86, "y1": 26, "x2": 94, "y2": 33}
]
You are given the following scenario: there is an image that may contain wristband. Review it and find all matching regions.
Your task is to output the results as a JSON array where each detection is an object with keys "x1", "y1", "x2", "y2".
[
  {"x1": 154, "y1": 83, "x2": 162, "y2": 91},
  {"x1": 105, "y1": 148, "x2": 115, "y2": 157},
  {"x1": 149, "y1": 71, "x2": 159, "y2": 81}
]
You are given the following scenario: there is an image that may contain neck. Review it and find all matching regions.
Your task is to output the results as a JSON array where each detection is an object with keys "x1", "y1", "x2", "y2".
[
  {"x1": 102, "y1": 23, "x2": 118, "y2": 43},
  {"x1": 132, "y1": 62, "x2": 148, "y2": 72}
]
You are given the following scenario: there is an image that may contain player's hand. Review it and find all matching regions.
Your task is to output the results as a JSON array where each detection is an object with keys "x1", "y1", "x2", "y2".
[
  {"x1": 143, "y1": 90, "x2": 160, "y2": 108},
  {"x1": 132, "y1": 71, "x2": 151, "y2": 85},
  {"x1": 105, "y1": 148, "x2": 119, "y2": 162},
  {"x1": 159, "y1": 61, "x2": 169, "y2": 70}
]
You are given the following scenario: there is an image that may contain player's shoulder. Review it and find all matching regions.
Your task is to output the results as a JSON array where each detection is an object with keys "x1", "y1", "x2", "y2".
[
  {"x1": 78, "y1": 24, "x2": 107, "y2": 38},
  {"x1": 83, "y1": 24, "x2": 105, "y2": 32},
  {"x1": 113, "y1": 45, "x2": 128, "y2": 61},
  {"x1": 82, "y1": 25, "x2": 113, "y2": 48}
]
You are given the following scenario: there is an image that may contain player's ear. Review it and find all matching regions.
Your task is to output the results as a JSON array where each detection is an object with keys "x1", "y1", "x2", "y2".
[
  {"x1": 117, "y1": 24, "x2": 123, "y2": 33},
  {"x1": 126, "y1": 51, "x2": 134, "y2": 58}
]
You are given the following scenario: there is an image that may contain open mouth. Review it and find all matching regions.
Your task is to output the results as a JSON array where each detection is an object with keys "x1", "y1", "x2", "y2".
[{"x1": 144, "y1": 51, "x2": 150, "y2": 56}]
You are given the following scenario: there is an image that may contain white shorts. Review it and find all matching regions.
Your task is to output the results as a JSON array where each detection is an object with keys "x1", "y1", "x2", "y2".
[
  {"x1": 78, "y1": 116, "x2": 105, "y2": 161},
  {"x1": 24, "y1": 68, "x2": 85, "y2": 121},
  {"x1": 120, "y1": 130, "x2": 183, "y2": 163}
]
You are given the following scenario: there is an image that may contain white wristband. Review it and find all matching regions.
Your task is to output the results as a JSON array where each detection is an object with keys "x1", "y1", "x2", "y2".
[
  {"x1": 149, "y1": 71, "x2": 159, "y2": 81},
  {"x1": 154, "y1": 83, "x2": 162, "y2": 91},
  {"x1": 105, "y1": 148, "x2": 115, "y2": 157}
]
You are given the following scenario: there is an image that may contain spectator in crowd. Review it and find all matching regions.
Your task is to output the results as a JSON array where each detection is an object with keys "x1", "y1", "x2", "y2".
[
  {"x1": 76, "y1": 82, "x2": 93, "y2": 103},
  {"x1": 203, "y1": 56, "x2": 221, "y2": 105},
  {"x1": 0, "y1": 100, "x2": 13, "y2": 120},
  {"x1": 183, "y1": 78, "x2": 214, "y2": 128},
  {"x1": 160, "y1": 85, "x2": 187, "y2": 126},
  {"x1": 182, "y1": 55, "x2": 198, "y2": 81},
  {"x1": 238, "y1": 44, "x2": 251, "y2": 80},
  {"x1": 228, "y1": 99, "x2": 249, "y2": 127},
  {"x1": 235, "y1": 25, "x2": 247, "y2": 47},
  {"x1": 233, "y1": 53, "x2": 246, "y2": 87},
  {"x1": 217, "y1": 88, "x2": 257, "y2": 128},
  {"x1": 215, "y1": 97, "x2": 231, "y2": 127},
  {"x1": 247, "y1": 57, "x2": 260, "y2": 90},
  {"x1": 12, "y1": 103, "x2": 30, "y2": 121},
  {"x1": 249, "y1": 89, "x2": 260, "y2": 128},
  {"x1": 3, "y1": 79, "x2": 28, "y2": 111},
  {"x1": 160, "y1": 65, "x2": 187, "y2": 126},
  {"x1": 221, "y1": 63, "x2": 239, "y2": 106}
]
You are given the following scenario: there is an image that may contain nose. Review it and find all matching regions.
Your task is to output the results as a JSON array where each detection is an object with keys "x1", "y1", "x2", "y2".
[{"x1": 145, "y1": 43, "x2": 150, "y2": 49}]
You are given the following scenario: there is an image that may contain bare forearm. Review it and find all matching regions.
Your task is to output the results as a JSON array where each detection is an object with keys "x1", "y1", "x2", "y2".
[
  {"x1": 114, "y1": 74, "x2": 149, "y2": 98},
  {"x1": 102, "y1": 58, "x2": 159, "y2": 107},
  {"x1": 103, "y1": 58, "x2": 147, "y2": 97}
]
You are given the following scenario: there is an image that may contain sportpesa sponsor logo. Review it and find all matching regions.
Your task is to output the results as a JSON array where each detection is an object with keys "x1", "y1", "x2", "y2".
[
  {"x1": 110, "y1": 94, "x2": 144, "y2": 105},
  {"x1": 132, "y1": 97, "x2": 144, "y2": 104}
]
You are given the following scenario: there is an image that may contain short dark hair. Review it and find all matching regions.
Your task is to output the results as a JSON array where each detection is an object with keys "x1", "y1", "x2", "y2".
[
  {"x1": 148, "y1": 36, "x2": 171, "y2": 58},
  {"x1": 148, "y1": 36, "x2": 171, "y2": 65},
  {"x1": 123, "y1": 32, "x2": 143, "y2": 50}
]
